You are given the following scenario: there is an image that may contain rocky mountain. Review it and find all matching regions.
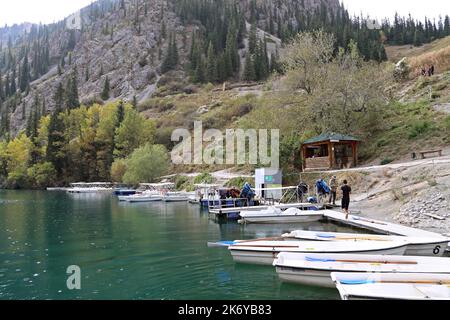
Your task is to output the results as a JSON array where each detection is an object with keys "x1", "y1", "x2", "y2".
[{"x1": 0, "y1": 0, "x2": 340, "y2": 135}]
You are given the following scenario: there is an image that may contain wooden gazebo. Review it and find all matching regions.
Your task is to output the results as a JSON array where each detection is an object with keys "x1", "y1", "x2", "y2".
[{"x1": 301, "y1": 133, "x2": 360, "y2": 171}]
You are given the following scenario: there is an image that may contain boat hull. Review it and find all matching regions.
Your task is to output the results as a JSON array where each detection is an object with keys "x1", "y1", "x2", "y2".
[
  {"x1": 126, "y1": 197, "x2": 162, "y2": 203},
  {"x1": 285, "y1": 231, "x2": 450, "y2": 257},
  {"x1": 332, "y1": 272, "x2": 450, "y2": 300},
  {"x1": 163, "y1": 197, "x2": 189, "y2": 202},
  {"x1": 239, "y1": 214, "x2": 323, "y2": 224},
  {"x1": 276, "y1": 267, "x2": 341, "y2": 288},
  {"x1": 230, "y1": 245, "x2": 407, "y2": 266},
  {"x1": 405, "y1": 241, "x2": 449, "y2": 257}
]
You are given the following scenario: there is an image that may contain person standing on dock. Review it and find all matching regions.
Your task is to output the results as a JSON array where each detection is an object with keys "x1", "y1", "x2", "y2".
[
  {"x1": 340, "y1": 180, "x2": 352, "y2": 220},
  {"x1": 328, "y1": 175, "x2": 337, "y2": 205}
]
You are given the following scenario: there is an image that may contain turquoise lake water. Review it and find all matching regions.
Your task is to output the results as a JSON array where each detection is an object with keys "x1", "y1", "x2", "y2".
[{"x1": 0, "y1": 190, "x2": 362, "y2": 300}]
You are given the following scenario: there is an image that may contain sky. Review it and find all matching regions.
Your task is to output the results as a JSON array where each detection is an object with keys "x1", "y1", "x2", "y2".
[
  {"x1": 0, "y1": 0, "x2": 93, "y2": 26},
  {"x1": 0, "y1": 0, "x2": 448, "y2": 26}
]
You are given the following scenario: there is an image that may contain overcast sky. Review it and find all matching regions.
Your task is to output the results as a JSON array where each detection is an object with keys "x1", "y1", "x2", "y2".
[{"x1": 0, "y1": 0, "x2": 448, "y2": 26}]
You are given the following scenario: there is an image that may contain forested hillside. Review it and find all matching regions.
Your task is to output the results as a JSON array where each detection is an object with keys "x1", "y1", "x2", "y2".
[{"x1": 0, "y1": 0, "x2": 449, "y2": 188}]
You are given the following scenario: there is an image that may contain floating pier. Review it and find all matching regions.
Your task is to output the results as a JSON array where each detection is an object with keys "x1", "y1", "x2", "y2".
[
  {"x1": 322, "y1": 210, "x2": 448, "y2": 240},
  {"x1": 209, "y1": 202, "x2": 322, "y2": 220}
]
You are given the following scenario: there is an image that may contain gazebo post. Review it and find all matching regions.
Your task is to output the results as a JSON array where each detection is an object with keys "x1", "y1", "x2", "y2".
[{"x1": 328, "y1": 142, "x2": 333, "y2": 170}]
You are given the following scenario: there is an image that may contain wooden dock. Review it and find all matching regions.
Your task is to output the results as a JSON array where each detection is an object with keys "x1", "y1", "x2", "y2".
[{"x1": 322, "y1": 210, "x2": 446, "y2": 238}]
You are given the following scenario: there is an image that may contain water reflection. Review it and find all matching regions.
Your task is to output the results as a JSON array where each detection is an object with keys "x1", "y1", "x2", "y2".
[{"x1": 0, "y1": 190, "x2": 343, "y2": 300}]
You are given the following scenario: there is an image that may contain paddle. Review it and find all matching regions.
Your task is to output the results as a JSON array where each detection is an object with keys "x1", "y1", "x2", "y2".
[
  {"x1": 306, "y1": 256, "x2": 418, "y2": 265},
  {"x1": 316, "y1": 233, "x2": 390, "y2": 241},
  {"x1": 208, "y1": 237, "x2": 285, "y2": 247},
  {"x1": 351, "y1": 217, "x2": 388, "y2": 225},
  {"x1": 340, "y1": 279, "x2": 450, "y2": 285},
  {"x1": 231, "y1": 244, "x2": 301, "y2": 248}
]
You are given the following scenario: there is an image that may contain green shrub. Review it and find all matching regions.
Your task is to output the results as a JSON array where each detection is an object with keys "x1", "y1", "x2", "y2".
[
  {"x1": 408, "y1": 120, "x2": 434, "y2": 139},
  {"x1": 432, "y1": 82, "x2": 447, "y2": 91},
  {"x1": 376, "y1": 138, "x2": 388, "y2": 147},
  {"x1": 174, "y1": 175, "x2": 194, "y2": 191},
  {"x1": 225, "y1": 177, "x2": 254, "y2": 189},
  {"x1": 445, "y1": 116, "x2": 450, "y2": 131},
  {"x1": 380, "y1": 158, "x2": 394, "y2": 165},
  {"x1": 194, "y1": 172, "x2": 214, "y2": 184}
]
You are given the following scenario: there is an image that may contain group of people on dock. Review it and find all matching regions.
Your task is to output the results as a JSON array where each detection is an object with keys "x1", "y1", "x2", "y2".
[{"x1": 415, "y1": 64, "x2": 435, "y2": 77}]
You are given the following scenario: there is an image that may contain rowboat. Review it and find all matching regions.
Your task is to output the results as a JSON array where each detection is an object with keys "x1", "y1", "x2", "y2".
[
  {"x1": 283, "y1": 230, "x2": 450, "y2": 257},
  {"x1": 274, "y1": 253, "x2": 450, "y2": 288},
  {"x1": 239, "y1": 207, "x2": 323, "y2": 224},
  {"x1": 228, "y1": 240, "x2": 408, "y2": 265},
  {"x1": 331, "y1": 272, "x2": 450, "y2": 300}
]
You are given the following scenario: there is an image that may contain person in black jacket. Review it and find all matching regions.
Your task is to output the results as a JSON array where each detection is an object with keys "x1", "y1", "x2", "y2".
[{"x1": 341, "y1": 180, "x2": 352, "y2": 220}]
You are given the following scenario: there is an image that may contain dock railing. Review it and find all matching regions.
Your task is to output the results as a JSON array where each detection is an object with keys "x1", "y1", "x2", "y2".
[{"x1": 208, "y1": 198, "x2": 250, "y2": 211}]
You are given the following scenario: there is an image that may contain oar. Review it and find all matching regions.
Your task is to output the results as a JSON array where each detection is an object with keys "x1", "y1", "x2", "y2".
[
  {"x1": 340, "y1": 279, "x2": 450, "y2": 285},
  {"x1": 316, "y1": 233, "x2": 390, "y2": 241},
  {"x1": 333, "y1": 237, "x2": 390, "y2": 241},
  {"x1": 208, "y1": 237, "x2": 285, "y2": 247},
  {"x1": 207, "y1": 241, "x2": 236, "y2": 247},
  {"x1": 351, "y1": 217, "x2": 388, "y2": 225},
  {"x1": 235, "y1": 237, "x2": 285, "y2": 243},
  {"x1": 231, "y1": 244, "x2": 301, "y2": 248},
  {"x1": 306, "y1": 256, "x2": 418, "y2": 265}
]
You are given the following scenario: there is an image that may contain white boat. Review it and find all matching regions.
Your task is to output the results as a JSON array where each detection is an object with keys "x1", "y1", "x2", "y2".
[
  {"x1": 283, "y1": 230, "x2": 450, "y2": 257},
  {"x1": 274, "y1": 253, "x2": 450, "y2": 288},
  {"x1": 124, "y1": 190, "x2": 162, "y2": 203},
  {"x1": 163, "y1": 192, "x2": 190, "y2": 202},
  {"x1": 331, "y1": 272, "x2": 450, "y2": 300},
  {"x1": 66, "y1": 182, "x2": 114, "y2": 193},
  {"x1": 239, "y1": 207, "x2": 323, "y2": 224},
  {"x1": 228, "y1": 240, "x2": 408, "y2": 265}
]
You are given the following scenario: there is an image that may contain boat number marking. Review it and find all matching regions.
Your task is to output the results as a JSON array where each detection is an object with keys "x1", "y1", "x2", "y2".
[{"x1": 433, "y1": 245, "x2": 441, "y2": 255}]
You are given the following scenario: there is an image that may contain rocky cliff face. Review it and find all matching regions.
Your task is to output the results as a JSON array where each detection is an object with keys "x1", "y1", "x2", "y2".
[{"x1": 1, "y1": 0, "x2": 339, "y2": 135}]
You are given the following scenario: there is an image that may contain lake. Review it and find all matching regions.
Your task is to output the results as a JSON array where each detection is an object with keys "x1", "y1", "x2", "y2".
[{"x1": 0, "y1": 190, "x2": 360, "y2": 300}]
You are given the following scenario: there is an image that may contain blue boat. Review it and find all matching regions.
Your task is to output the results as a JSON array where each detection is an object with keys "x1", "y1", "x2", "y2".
[{"x1": 114, "y1": 189, "x2": 137, "y2": 196}]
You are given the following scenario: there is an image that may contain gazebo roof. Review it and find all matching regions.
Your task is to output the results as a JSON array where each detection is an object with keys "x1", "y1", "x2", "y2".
[{"x1": 303, "y1": 132, "x2": 360, "y2": 145}]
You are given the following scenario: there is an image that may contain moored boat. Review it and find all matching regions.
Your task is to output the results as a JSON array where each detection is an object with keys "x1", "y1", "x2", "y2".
[
  {"x1": 282, "y1": 230, "x2": 450, "y2": 257},
  {"x1": 228, "y1": 240, "x2": 408, "y2": 266},
  {"x1": 331, "y1": 272, "x2": 450, "y2": 300},
  {"x1": 66, "y1": 182, "x2": 114, "y2": 193},
  {"x1": 114, "y1": 189, "x2": 137, "y2": 196},
  {"x1": 124, "y1": 190, "x2": 162, "y2": 203},
  {"x1": 162, "y1": 192, "x2": 190, "y2": 202},
  {"x1": 274, "y1": 253, "x2": 450, "y2": 288},
  {"x1": 239, "y1": 207, "x2": 323, "y2": 224}
]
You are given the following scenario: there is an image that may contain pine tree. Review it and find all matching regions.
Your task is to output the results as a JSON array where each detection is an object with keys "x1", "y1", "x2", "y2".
[
  {"x1": 65, "y1": 68, "x2": 80, "y2": 109},
  {"x1": 47, "y1": 83, "x2": 66, "y2": 177},
  {"x1": 205, "y1": 42, "x2": 217, "y2": 83},
  {"x1": 413, "y1": 30, "x2": 422, "y2": 47},
  {"x1": 10, "y1": 68, "x2": 17, "y2": 95},
  {"x1": 161, "y1": 33, "x2": 179, "y2": 73},
  {"x1": 101, "y1": 76, "x2": 110, "y2": 100},
  {"x1": 19, "y1": 54, "x2": 30, "y2": 92},
  {"x1": 248, "y1": 23, "x2": 258, "y2": 54},
  {"x1": 0, "y1": 71, "x2": 4, "y2": 101},
  {"x1": 242, "y1": 53, "x2": 256, "y2": 82}
]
